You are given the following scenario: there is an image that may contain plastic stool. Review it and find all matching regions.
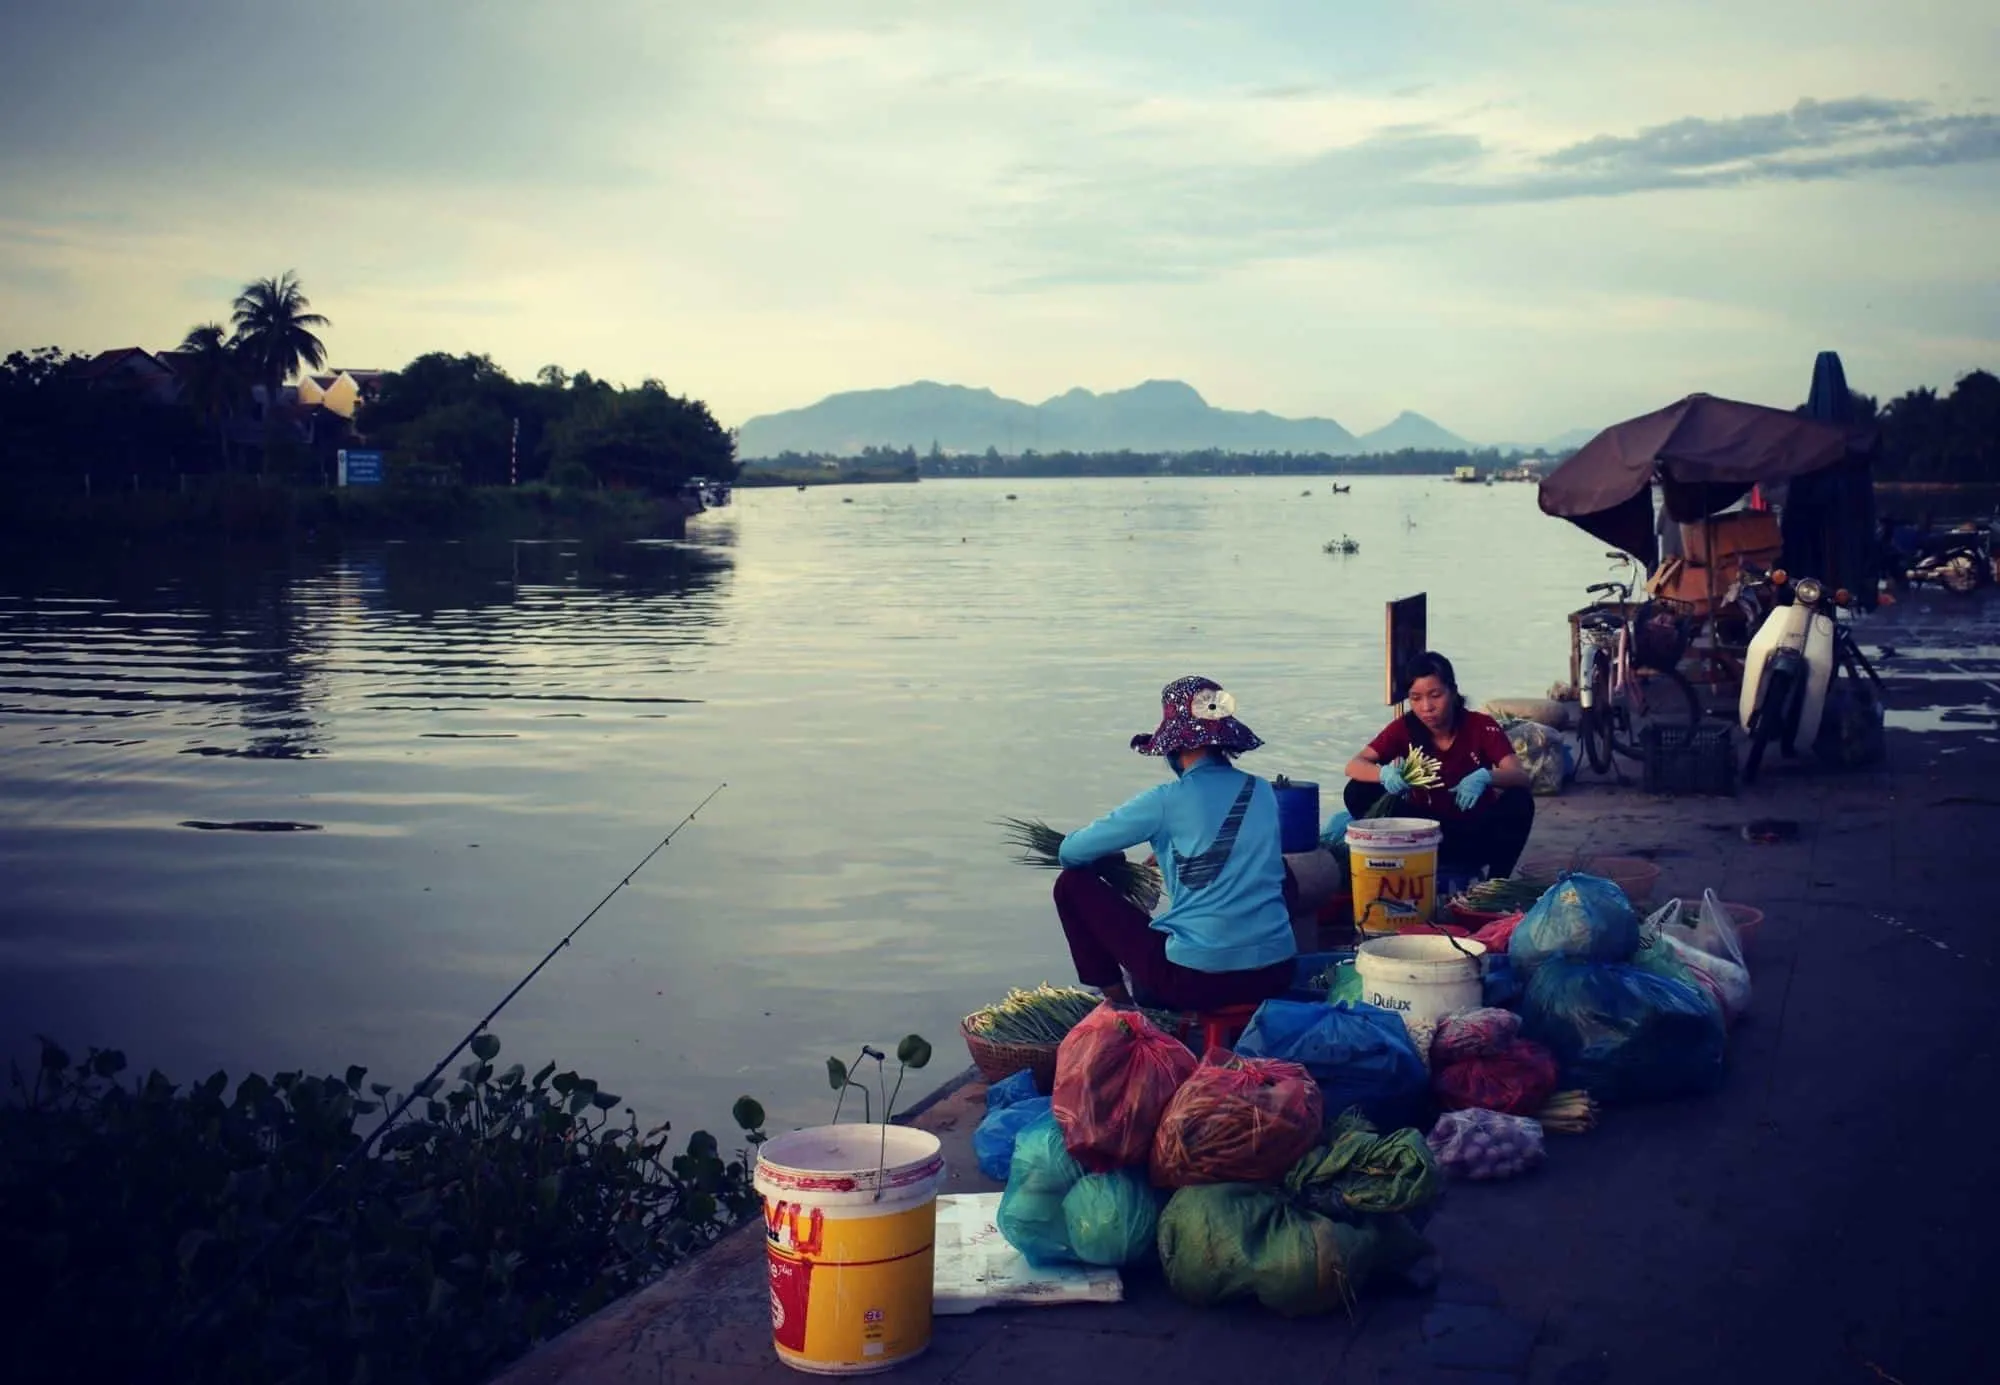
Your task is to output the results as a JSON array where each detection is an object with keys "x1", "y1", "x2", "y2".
[{"x1": 1181, "y1": 1002, "x2": 1262, "y2": 1055}]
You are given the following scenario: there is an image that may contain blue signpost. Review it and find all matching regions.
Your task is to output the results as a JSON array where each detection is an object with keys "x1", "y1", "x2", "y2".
[{"x1": 339, "y1": 449, "x2": 384, "y2": 486}]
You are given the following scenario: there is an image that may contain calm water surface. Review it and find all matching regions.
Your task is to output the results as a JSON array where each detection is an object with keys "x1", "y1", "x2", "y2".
[{"x1": 0, "y1": 477, "x2": 1615, "y2": 1129}]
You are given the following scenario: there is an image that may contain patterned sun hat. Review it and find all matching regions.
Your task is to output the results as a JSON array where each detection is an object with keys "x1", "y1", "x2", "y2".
[{"x1": 1129, "y1": 675, "x2": 1264, "y2": 757}]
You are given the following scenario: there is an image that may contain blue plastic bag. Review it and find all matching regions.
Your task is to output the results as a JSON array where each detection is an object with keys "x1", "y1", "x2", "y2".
[
  {"x1": 1509, "y1": 872, "x2": 1640, "y2": 971},
  {"x1": 997, "y1": 1112, "x2": 1086, "y2": 1265},
  {"x1": 985, "y1": 1067, "x2": 1042, "y2": 1112},
  {"x1": 974, "y1": 1095, "x2": 1054, "y2": 1182},
  {"x1": 1236, "y1": 1000, "x2": 1428, "y2": 1129},
  {"x1": 1520, "y1": 957, "x2": 1726, "y2": 1103}
]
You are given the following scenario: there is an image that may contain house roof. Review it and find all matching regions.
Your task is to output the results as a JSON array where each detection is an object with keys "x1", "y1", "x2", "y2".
[{"x1": 74, "y1": 347, "x2": 171, "y2": 380}]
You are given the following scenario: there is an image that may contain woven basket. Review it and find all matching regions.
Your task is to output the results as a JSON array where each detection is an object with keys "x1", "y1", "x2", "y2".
[{"x1": 960, "y1": 1020, "x2": 1060, "y2": 1092}]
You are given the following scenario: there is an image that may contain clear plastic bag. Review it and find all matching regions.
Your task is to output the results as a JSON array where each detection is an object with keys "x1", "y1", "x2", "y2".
[
  {"x1": 1425, "y1": 1108, "x2": 1546, "y2": 1181},
  {"x1": 1644, "y1": 893, "x2": 1751, "y2": 1023}
]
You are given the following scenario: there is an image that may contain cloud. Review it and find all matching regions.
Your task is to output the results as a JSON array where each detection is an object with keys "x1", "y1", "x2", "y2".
[{"x1": 978, "y1": 95, "x2": 2000, "y2": 286}]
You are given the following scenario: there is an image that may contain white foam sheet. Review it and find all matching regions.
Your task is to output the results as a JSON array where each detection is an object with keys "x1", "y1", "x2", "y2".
[{"x1": 932, "y1": 1193, "x2": 1123, "y2": 1315}]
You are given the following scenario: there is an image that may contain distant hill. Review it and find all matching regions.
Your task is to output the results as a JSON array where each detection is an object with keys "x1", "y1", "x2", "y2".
[
  {"x1": 734, "y1": 378, "x2": 1593, "y2": 459},
  {"x1": 738, "y1": 379, "x2": 1373, "y2": 457},
  {"x1": 1352, "y1": 410, "x2": 1470, "y2": 454}
]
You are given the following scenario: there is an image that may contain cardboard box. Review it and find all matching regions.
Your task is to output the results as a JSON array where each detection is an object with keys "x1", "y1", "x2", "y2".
[{"x1": 1680, "y1": 510, "x2": 1781, "y2": 567}]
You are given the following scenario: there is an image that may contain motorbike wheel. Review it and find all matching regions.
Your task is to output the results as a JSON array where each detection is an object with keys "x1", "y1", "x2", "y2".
[
  {"x1": 1580, "y1": 662, "x2": 1613, "y2": 774},
  {"x1": 1943, "y1": 554, "x2": 1982, "y2": 594},
  {"x1": 1743, "y1": 666, "x2": 1793, "y2": 784}
]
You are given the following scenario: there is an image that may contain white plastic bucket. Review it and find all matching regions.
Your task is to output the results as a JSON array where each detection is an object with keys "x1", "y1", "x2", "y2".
[
  {"x1": 1347, "y1": 817, "x2": 1445, "y2": 932},
  {"x1": 755, "y1": 1125, "x2": 946, "y2": 1375},
  {"x1": 1355, "y1": 934, "x2": 1487, "y2": 1055}
]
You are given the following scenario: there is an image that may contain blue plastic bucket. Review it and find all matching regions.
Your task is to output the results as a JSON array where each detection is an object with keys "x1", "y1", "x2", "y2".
[{"x1": 1273, "y1": 780, "x2": 1321, "y2": 854}]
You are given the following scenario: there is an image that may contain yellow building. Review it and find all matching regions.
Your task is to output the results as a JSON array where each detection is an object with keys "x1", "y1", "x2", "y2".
[{"x1": 296, "y1": 369, "x2": 385, "y2": 419}]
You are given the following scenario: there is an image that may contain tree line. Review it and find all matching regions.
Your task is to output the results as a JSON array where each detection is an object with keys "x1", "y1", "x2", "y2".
[
  {"x1": 1842, "y1": 369, "x2": 1999, "y2": 484},
  {"x1": 0, "y1": 273, "x2": 735, "y2": 496}
]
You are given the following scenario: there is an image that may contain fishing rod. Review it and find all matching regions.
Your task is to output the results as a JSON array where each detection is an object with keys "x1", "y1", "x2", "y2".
[{"x1": 167, "y1": 780, "x2": 728, "y2": 1354}]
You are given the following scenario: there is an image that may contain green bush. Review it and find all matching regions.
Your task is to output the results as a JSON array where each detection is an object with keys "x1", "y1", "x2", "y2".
[{"x1": 0, "y1": 1034, "x2": 766, "y2": 1385}]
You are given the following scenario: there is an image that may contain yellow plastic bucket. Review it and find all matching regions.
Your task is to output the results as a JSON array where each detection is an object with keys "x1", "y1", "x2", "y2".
[
  {"x1": 1347, "y1": 817, "x2": 1444, "y2": 934},
  {"x1": 755, "y1": 1124, "x2": 945, "y2": 1375}
]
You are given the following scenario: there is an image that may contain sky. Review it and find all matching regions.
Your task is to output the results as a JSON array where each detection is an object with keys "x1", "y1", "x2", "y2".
[{"x1": 1, "y1": 0, "x2": 1996, "y2": 444}]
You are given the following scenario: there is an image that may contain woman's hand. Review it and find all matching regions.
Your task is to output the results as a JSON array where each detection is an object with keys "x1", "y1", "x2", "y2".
[
  {"x1": 1378, "y1": 760, "x2": 1409, "y2": 796},
  {"x1": 1453, "y1": 767, "x2": 1494, "y2": 810}
]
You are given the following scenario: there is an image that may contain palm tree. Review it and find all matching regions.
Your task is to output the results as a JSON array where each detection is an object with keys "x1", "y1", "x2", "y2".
[
  {"x1": 230, "y1": 272, "x2": 330, "y2": 475},
  {"x1": 175, "y1": 323, "x2": 251, "y2": 473}
]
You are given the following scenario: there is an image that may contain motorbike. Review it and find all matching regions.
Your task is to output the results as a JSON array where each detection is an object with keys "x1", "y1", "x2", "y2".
[
  {"x1": 1738, "y1": 570, "x2": 1884, "y2": 782},
  {"x1": 1887, "y1": 522, "x2": 1993, "y2": 594}
]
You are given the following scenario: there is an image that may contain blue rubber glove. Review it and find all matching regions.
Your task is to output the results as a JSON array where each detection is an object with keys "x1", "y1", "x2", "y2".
[
  {"x1": 1378, "y1": 760, "x2": 1409, "y2": 796},
  {"x1": 1453, "y1": 767, "x2": 1495, "y2": 811},
  {"x1": 1319, "y1": 810, "x2": 1352, "y2": 849}
]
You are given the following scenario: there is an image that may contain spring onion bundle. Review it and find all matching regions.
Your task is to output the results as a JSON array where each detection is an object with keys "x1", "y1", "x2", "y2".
[
  {"x1": 998, "y1": 816, "x2": 1163, "y2": 913},
  {"x1": 1364, "y1": 749, "x2": 1445, "y2": 818},
  {"x1": 963, "y1": 984, "x2": 1178, "y2": 1045}
]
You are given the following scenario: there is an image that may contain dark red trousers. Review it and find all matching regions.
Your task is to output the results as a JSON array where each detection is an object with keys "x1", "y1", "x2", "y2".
[{"x1": 1054, "y1": 867, "x2": 1295, "y2": 1011}]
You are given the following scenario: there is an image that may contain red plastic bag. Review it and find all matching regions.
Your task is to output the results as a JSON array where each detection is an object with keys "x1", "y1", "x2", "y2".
[
  {"x1": 1150, "y1": 1050, "x2": 1325, "y2": 1187},
  {"x1": 1472, "y1": 913, "x2": 1524, "y2": 953},
  {"x1": 1052, "y1": 1004, "x2": 1199, "y2": 1172},
  {"x1": 1430, "y1": 1007, "x2": 1522, "y2": 1066},
  {"x1": 1432, "y1": 1038, "x2": 1560, "y2": 1117}
]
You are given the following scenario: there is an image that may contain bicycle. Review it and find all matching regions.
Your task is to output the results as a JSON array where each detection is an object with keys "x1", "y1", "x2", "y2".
[{"x1": 1575, "y1": 552, "x2": 1703, "y2": 775}]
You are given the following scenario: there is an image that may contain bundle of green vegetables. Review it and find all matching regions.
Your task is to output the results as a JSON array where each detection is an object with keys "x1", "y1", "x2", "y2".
[
  {"x1": 963, "y1": 984, "x2": 1179, "y2": 1046},
  {"x1": 1364, "y1": 749, "x2": 1445, "y2": 818},
  {"x1": 998, "y1": 816, "x2": 1163, "y2": 913},
  {"x1": 1450, "y1": 875, "x2": 1549, "y2": 914}
]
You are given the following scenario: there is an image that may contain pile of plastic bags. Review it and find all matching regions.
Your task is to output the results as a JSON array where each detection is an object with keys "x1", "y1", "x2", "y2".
[{"x1": 981, "y1": 999, "x2": 1444, "y2": 1310}]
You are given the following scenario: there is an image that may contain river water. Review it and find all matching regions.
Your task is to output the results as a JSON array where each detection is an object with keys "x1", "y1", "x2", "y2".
[{"x1": 0, "y1": 476, "x2": 1616, "y2": 1130}]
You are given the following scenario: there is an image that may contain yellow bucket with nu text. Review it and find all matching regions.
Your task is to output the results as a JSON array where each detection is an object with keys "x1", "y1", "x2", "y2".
[
  {"x1": 1347, "y1": 817, "x2": 1444, "y2": 934},
  {"x1": 755, "y1": 1125, "x2": 945, "y2": 1376}
]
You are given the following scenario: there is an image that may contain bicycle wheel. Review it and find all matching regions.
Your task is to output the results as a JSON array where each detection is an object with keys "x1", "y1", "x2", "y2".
[{"x1": 1580, "y1": 659, "x2": 1613, "y2": 773}]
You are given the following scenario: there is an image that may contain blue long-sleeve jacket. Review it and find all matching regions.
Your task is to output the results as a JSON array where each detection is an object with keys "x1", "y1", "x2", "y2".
[{"x1": 1059, "y1": 759, "x2": 1295, "y2": 973}]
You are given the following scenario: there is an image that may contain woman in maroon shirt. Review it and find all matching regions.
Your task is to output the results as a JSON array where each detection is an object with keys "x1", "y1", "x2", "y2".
[{"x1": 1342, "y1": 650, "x2": 1536, "y2": 879}]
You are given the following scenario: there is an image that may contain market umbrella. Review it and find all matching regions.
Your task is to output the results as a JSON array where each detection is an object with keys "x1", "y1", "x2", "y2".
[
  {"x1": 1784, "y1": 351, "x2": 1880, "y2": 604},
  {"x1": 1537, "y1": 393, "x2": 1849, "y2": 567}
]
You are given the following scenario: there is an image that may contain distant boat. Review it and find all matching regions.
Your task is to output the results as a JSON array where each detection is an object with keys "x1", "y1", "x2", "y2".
[
  {"x1": 1330, "y1": 483, "x2": 1351, "y2": 494},
  {"x1": 1323, "y1": 535, "x2": 1360, "y2": 555},
  {"x1": 1006, "y1": 493, "x2": 1018, "y2": 500},
  {"x1": 795, "y1": 484, "x2": 807, "y2": 491}
]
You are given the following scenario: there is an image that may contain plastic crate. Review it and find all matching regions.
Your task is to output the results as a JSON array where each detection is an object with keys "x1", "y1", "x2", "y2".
[{"x1": 1642, "y1": 722, "x2": 1737, "y2": 795}]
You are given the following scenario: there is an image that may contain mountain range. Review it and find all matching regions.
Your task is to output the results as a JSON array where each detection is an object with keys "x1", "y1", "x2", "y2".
[{"x1": 735, "y1": 379, "x2": 1579, "y2": 459}]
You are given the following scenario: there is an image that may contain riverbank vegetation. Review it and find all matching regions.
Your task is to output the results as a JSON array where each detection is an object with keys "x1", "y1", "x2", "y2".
[
  {"x1": 0, "y1": 272, "x2": 737, "y2": 542},
  {"x1": 1850, "y1": 369, "x2": 1999, "y2": 484},
  {"x1": 0, "y1": 1033, "x2": 766, "y2": 1385}
]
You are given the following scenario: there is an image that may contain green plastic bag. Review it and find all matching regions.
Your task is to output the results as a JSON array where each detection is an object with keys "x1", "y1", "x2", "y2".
[
  {"x1": 1328, "y1": 961, "x2": 1363, "y2": 1005},
  {"x1": 1285, "y1": 1112, "x2": 1441, "y2": 1217},
  {"x1": 1061, "y1": 1170, "x2": 1161, "y2": 1267},
  {"x1": 1157, "y1": 1184, "x2": 1377, "y2": 1317},
  {"x1": 996, "y1": 1112, "x2": 1086, "y2": 1265}
]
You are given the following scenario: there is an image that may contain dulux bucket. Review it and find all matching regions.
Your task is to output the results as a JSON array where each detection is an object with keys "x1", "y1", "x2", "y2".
[
  {"x1": 1354, "y1": 934, "x2": 1487, "y2": 1049},
  {"x1": 1346, "y1": 817, "x2": 1444, "y2": 933},
  {"x1": 1272, "y1": 779, "x2": 1321, "y2": 854},
  {"x1": 755, "y1": 1124, "x2": 946, "y2": 1375}
]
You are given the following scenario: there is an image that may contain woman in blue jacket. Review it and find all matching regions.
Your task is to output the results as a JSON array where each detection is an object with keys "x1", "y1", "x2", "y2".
[{"x1": 1055, "y1": 675, "x2": 1297, "y2": 1010}]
